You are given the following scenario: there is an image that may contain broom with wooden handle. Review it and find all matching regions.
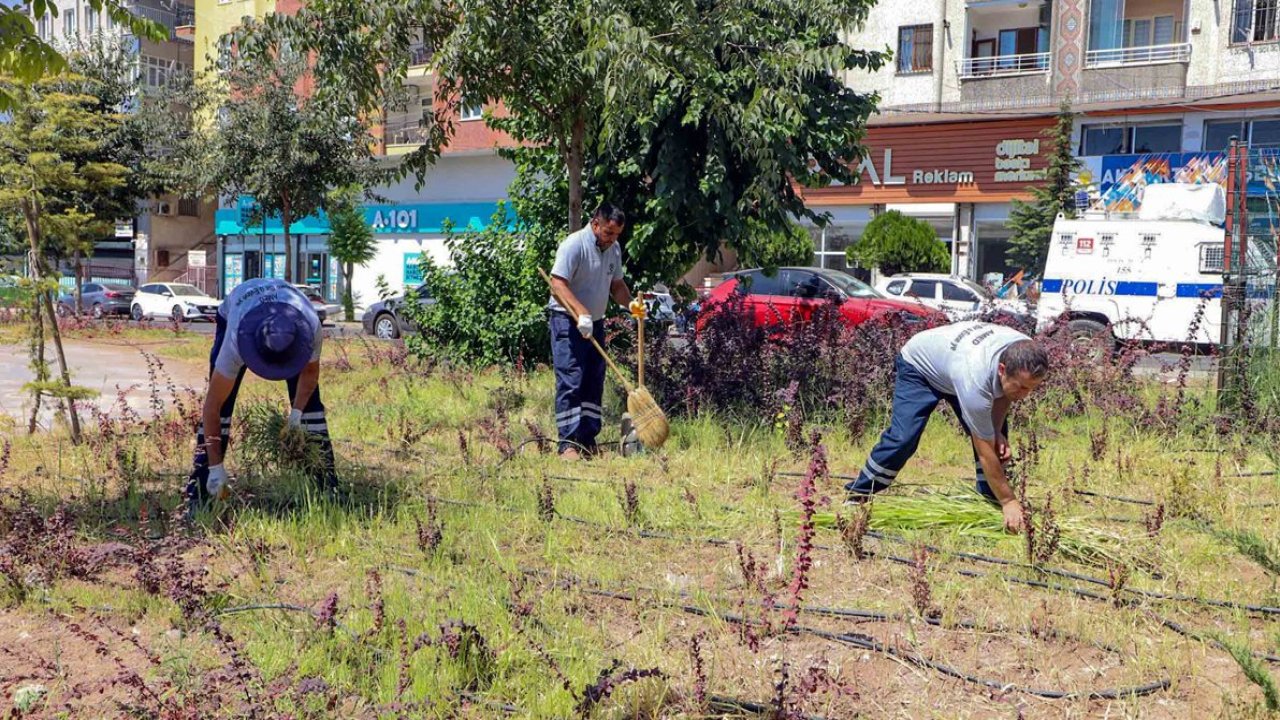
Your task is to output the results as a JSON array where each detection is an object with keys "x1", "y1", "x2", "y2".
[{"x1": 539, "y1": 268, "x2": 669, "y2": 449}]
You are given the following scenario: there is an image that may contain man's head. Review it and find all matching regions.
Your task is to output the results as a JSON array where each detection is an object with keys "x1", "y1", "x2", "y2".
[
  {"x1": 998, "y1": 339, "x2": 1049, "y2": 401},
  {"x1": 589, "y1": 203, "x2": 627, "y2": 250}
]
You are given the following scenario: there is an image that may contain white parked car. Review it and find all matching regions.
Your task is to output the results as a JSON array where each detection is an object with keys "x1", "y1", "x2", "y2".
[
  {"x1": 876, "y1": 273, "x2": 1030, "y2": 322},
  {"x1": 131, "y1": 282, "x2": 221, "y2": 323}
]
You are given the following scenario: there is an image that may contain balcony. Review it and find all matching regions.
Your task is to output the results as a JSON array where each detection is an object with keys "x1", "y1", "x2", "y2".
[
  {"x1": 1085, "y1": 41, "x2": 1190, "y2": 67},
  {"x1": 384, "y1": 117, "x2": 432, "y2": 152},
  {"x1": 124, "y1": 1, "x2": 194, "y2": 37},
  {"x1": 1085, "y1": 0, "x2": 1187, "y2": 67},
  {"x1": 961, "y1": 0, "x2": 1051, "y2": 82},
  {"x1": 409, "y1": 43, "x2": 433, "y2": 68},
  {"x1": 959, "y1": 52, "x2": 1051, "y2": 79}
]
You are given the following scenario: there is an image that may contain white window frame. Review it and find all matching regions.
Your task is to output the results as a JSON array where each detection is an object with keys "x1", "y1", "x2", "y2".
[
  {"x1": 1233, "y1": 0, "x2": 1280, "y2": 44},
  {"x1": 63, "y1": 8, "x2": 77, "y2": 37},
  {"x1": 138, "y1": 55, "x2": 190, "y2": 89},
  {"x1": 459, "y1": 100, "x2": 483, "y2": 121},
  {"x1": 1199, "y1": 243, "x2": 1225, "y2": 273}
]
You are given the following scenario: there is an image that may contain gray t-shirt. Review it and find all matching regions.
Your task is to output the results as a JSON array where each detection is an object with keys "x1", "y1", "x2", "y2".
[
  {"x1": 548, "y1": 225, "x2": 624, "y2": 318},
  {"x1": 214, "y1": 278, "x2": 322, "y2": 378},
  {"x1": 899, "y1": 321, "x2": 1030, "y2": 440}
]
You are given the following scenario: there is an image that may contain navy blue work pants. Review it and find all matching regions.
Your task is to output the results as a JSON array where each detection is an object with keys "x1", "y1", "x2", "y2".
[
  {"x1": 549, "y1": 311, "x2": 606, "y2": 453},
  {"x1": 846, "y1": 355, "x2": 1003, "y2": 500}
]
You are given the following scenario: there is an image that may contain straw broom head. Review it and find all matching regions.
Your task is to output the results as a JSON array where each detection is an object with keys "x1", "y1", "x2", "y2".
[{"x1": 627, "y1": 386, "x2": 669, "y2": 449}]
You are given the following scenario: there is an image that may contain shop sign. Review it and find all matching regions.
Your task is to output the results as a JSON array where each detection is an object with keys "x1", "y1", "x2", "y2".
[
  {"x1": 114, "y1": 219, "x2": 134, "y2": 238},
  {"x1": 993, "y1": 139, "x2": 1045, "y2": 183},
  {"x1": 188, "y1": 250, "x2": 207, "y2": 267},
  {"x1": 856, "y1": 137, "x2": 1044, "y2": 188},
  {"x1": 371, "y1": 208, "x2": 420, "y2": 232}
]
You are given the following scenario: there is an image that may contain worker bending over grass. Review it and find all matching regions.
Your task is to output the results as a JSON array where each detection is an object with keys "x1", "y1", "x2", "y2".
[
  {"x1": 546, "y1": 203, "x2": 645, "y2": 460},
  {"x1": 187, "y1": 277, "x2": 336, "y2": 513},
  {"x1": 847, "y1": 321, "x2": 1049, "y2": 534}
]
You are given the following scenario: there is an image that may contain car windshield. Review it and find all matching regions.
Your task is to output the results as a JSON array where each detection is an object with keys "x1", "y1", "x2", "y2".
[
  {"x1": 961, "y1": 279, "x2": 995, "y2": 299},
  {"x1": 818, "y1": 270, "x2": 881, "y2": 299},
  {"x1": 168, "y1": 284, "x2": 206, "y2": 297}
]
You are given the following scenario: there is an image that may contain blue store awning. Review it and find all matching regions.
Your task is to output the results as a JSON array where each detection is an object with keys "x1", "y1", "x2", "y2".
[{"x1": 215, "y1": 198, "x2": 511, "y2": 236}]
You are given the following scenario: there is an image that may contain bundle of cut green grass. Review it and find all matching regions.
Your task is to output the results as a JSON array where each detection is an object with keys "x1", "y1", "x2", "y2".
[
  {"x1": 238, "y1": 403, "x2": 327, "y2": 475},
  {"x1": 812, "y1": 492, "x2": 1149, "y2": 570}
]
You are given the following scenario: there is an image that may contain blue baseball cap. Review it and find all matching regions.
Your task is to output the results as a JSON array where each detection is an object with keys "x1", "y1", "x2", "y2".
[{"x1": 237, "y1": 302, "x2": 315, "y2": 380}]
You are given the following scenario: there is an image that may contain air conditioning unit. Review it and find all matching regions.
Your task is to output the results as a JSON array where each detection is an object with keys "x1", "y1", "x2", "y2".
[{"x1": 154, "y1": 201, "x2": 177, "y2": 217}]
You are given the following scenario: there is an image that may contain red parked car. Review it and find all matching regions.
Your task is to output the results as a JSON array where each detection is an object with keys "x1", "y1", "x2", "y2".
[{"x1": 700, "y1": 267, "x2": 942, "y2": 330}]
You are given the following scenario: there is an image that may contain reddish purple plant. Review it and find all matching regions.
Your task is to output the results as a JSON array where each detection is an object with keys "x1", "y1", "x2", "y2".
[
  {"x1": 416, "y1": 498, "x2": 444, "y2": 556},
  {"x1": 1145, "y1": 503, "x2": 1166, "y2": 537},
  {"x1": 366, "y1": 569, "x2": 385, "y2": 637},
  {"x1": 910, "y1": 545, "x2": 935, "y2": 618},
  {"x1": 574, "y1": 660, "x2": 663, "y2": 717},
  {"x1": 783, "y1": 435, "x2": 824, "y2": 631},
  {"x1": 316, "y1": 592, "x2": 340, "y2": 633},
  {"x1": 538, "y1": 475, "x2": 556, "y2": 522},
  {"x1": 689, "y1": 632, "x2": 708, "y2": 711}
]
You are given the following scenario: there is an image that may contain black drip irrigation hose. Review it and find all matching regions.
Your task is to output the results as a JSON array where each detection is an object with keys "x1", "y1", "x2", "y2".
[
  {"x1": 423, "y1": 492, "x2": 1280, "y2": 667},
  {"x1": 573, "y1": 584, "x2": 1171, "y2": 701}
]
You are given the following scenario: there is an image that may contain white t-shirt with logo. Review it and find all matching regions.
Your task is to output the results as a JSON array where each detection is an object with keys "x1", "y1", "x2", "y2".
[
  {"x1": 214, "y1": 278, "x2": 322, "y2": 378},
  {"x1": 899, "y1": 321, "x2": 1029, "y2": 440},
  {"x1": 547, "y1": 225, "x2": 624, "y2": 318}
]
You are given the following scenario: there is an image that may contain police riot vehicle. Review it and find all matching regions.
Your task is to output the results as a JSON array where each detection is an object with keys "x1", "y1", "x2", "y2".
[{"x1": 1035, "y1": 183, "x2": 1225, "y2": 345}]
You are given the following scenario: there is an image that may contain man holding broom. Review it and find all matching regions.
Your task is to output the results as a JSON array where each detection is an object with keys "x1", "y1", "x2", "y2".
[
  {"x1": 186, "y1": 277, "x2": 337, "y2": 513},
  {"x1": 847, "y1": 321, "x2": 1050, "y2": 534},
  {"x1": 547, "y1": 203, "x2": 646, "y2": 460}
]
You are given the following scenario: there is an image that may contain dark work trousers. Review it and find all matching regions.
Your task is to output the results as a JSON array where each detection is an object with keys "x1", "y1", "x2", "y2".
[
  {"x1": 187, "y1": 313, "x2": 337, "y2": 505},
  {"x1": 846, "y1": 354, "x2": 1005, "y2": 500},
  {"x1": 549, "y1": 311, "x2": 606, "y2": 454}
]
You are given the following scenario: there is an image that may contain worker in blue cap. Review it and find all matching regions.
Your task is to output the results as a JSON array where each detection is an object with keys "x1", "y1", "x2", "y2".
[{"x1": 187, "y1": 277, "x2": 335, "y2": 512}]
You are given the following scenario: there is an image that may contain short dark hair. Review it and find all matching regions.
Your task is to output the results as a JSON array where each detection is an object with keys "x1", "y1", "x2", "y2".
[
  {"x1": 592, "y1": 202, "x2": 627, "y2": 226},
  {"x1": 1000, "y1": 340, "x2": 1049, "y2": 378}
]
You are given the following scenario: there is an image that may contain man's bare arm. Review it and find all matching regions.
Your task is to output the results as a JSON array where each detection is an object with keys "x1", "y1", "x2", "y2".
[
  {"x1": 550, "y1": 275, "x2": 590, "y2": 318},
  {"x1": 202, "y1": 372, "x2": 236, "y2": 466},
  {"x1": 972, "y1": 435, "x2": 1024, "y2": 533},
  {"x1": 610, "y1": 277, "x2": 633, "y2": 307}
]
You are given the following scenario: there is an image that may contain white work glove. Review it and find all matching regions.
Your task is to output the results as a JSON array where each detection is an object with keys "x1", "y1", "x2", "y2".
[
  {"x1": 206, "y1": 464, "x2": 230, "y2": 500},
  {"x1": 577, "y1": 314, "x2": 593, "y2": 339},
  {"x1": 287, "y1": 408, "x2": 303, "y2": 429}
]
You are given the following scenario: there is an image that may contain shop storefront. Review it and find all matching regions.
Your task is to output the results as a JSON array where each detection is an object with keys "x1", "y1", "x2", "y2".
[
  {"x1": 214, "y1": 198, "x2": 506, "y2": 310},
  {"x1": 801, "y1": 117, "x2": 1053, "y2": 284}
]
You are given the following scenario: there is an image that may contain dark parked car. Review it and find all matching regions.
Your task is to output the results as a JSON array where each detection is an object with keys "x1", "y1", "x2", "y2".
[
  {"x1": 56, "y1": 282, "x2": 136, "y2": 319},
  {"x1": 362, "y1": 283, "x2": 434, "y2": 339}
]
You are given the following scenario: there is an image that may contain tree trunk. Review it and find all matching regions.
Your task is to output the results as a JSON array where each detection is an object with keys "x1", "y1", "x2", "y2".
[
  {"x1": 343, "y1": 261, "x2": 355, "y2": 322},
  {"x1": 20, "y1": 196, "x2": 81, "y2": 442},
  {"x1": 41, "y1": 288, "x2": 81, "y2": 442},
  {"x1": 282, "y1": 195, "x2": 294, "y2": 284},
  {"x1": 73, "y1": 250, "x2": 83, "y2": 314},
  {"x1": 566, "y1": 116, "x2": 586, "y2": 232},
  {"x1": 27, "y1": 289, "x2": 45, "y2": 435}
]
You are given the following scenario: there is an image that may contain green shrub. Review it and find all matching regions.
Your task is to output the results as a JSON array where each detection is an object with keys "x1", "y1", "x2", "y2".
[
  {"x1": 404, "y1": 204, "x2": 556, "y2": 366},
  {"x1": 845, "y1": 210, "x2": 949, "y2": 276}
]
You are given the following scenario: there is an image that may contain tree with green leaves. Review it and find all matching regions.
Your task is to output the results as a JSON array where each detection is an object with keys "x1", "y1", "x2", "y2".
[
  {"x1": 1007, "y1": 101, "x2": 1080, "y2": 276},
  {"x1": 325, "y1": 185, "x2": 376, "y2": 322},
  {"x1": 847, "y1": 211, "x2": 949, "y2": 277},
  {"x1": 196, "y1": 43, "x2": 379, "y2": 283},
  {"x1": 0, "y1": 1, "x2": 164, "y2": 112},
  {"x1": 0, "y1": 73, "x2": 125, "y2": 440},
  {"x1": 234, "y1": 0, "x2": 886, "y2": 284}
]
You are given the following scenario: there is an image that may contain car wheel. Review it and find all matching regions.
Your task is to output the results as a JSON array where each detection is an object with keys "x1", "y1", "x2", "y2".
[
  {"x1": 1065, "y1": 318, "x2": 1112, "y2": 360},
  {"x1": 91, "y1": 303, "x2": 104, "y2": 320},
  {"x1": 56, "y1": 303, "x2": 70, "y2": 318},
  {"x1": 171, "y1": 305, "x2": 186, "y2": 323},
  {"x1": 131, "y1": 304, "x2": 144, "y2": 322},
  {"x1": 374, "y1": 313, "x2": 400, "y2": 339}
]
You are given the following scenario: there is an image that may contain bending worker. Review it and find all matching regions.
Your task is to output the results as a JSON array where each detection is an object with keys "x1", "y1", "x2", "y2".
[
  {"x1": 547, "y1": 202, "x2": 645, "y2": 460},
  {"x1": 187, "y1": 277, "x2": 336, "y2": 512},
  {"x1": 847, "y1": 321, "x2": 1050, "y2": 534}
]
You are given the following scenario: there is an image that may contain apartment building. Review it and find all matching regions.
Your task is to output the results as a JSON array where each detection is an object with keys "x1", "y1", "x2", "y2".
[
  {"x1": 31, "y1": 0, "x2": 204, "y2": 287},
  {"x1": 818, "y1": 0, "x2": 1280, "y2": 283},
  {"x1": 197, "y1": 1, "x2": 514, "y2": 309}
]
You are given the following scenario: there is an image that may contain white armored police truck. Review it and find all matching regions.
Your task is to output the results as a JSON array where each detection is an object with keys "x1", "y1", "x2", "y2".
[{"x1": 1035, "y1": 184, "x2": 1226, "y2": 345}]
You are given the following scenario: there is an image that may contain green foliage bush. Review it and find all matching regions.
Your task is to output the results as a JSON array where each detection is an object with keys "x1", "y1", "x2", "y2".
[
  {"x1": 403, "y1": 205, "x2": 557, "y2": 366},
  {"x1": 846, "y1": 210, "x2": 949, "y2": 277}
]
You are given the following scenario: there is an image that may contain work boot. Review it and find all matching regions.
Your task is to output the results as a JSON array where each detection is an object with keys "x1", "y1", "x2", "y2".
[
  {"x1": 185, "y1": 470, "x2": 210, "y2": 519},
  {"x1": 560, "y1": 447, "x2": 582, "y2": 462}
]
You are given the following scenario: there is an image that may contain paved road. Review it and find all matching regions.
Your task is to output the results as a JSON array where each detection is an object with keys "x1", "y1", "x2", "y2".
[{"x1": 0, "y1": 339, "x2": 207, "y2": 428}]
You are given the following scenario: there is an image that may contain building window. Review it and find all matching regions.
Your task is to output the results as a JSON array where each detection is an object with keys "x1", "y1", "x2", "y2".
[
  {"x1": 86, "y1": 7, "x2": 99, "y2": 33},
  {"x1": 37, "y1": 14, "x2": 50, "y2": 39},
  {"x1": 63, "y1": 8, "x2": 77, "y2": 37},
  {"x1": 1200, "y1": 243, "x2": 1225, "y2": 273},
  {"x1": 1204, "y1": 117, "x2": 1280, "y2": 150},
  {"x1": 897, "y1": 25, "x2": 933, "y2": 73},
  {"x1": 1080, "y1": 123, "x2": 1181, "y2": 155},
  {"x1": 139, "y1": 56, "x2": 190, "y2": 89},
  {"x1": 1233, "y1": 0, "x2": 1280, "y2": 43},
  {"x1": 178, "y1": 197, "x2": 200, "y2": 217},
  {"x1": 460, "y1": 100, "x2": 483, "y2": 121}
]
